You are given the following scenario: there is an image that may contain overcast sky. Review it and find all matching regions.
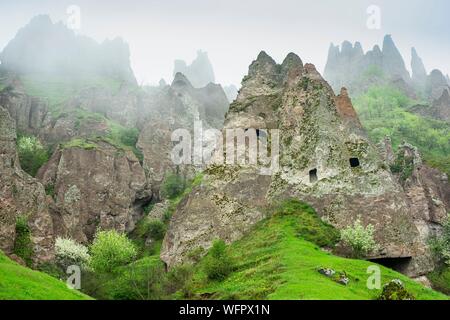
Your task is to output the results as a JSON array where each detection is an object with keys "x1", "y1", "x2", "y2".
[{"x1": 1, "y1": 0, "x2": 449, "y2": 86}]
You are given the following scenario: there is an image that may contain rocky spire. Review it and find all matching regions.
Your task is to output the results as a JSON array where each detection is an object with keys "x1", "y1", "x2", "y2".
[
  {"x1": 411, "y1": 47, "x2": 427, "y2": 86},
  {"x1": 173, "y1": 50, "x2": 215, "y2": 88},
  {"x1": 382, "y1": 35, "x2": 410, "y2": 82},
  {"x1": 427, "y1": 69, "x2": 450, "y2": 99}
]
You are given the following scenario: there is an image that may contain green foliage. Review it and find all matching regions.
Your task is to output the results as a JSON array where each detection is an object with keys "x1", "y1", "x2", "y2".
[
  {"x1": 428, "y1": 267, "x2": 450, "y2": 295},
  {"x1": 89, "y1": 230, "x2": 137, "y2": 273},
  {"x1": 204, "y1": 240, "x2": 234, "y2": 281},
  {"x1": 353, "y1": 85, "x2": 450, "y2": 176},
  {"x1": 160, "y1": 173, "x2": 186, "y2": 199},
  {"x1": 13, "y1": 216, "x2": 33, "y2": 266},
  {"x1": 390, "y1": 151, "x2": 414, "y2": 182},
  {"x1": 105, "y1": 121, "x2": 143, "y2": 162},
  {"x1": 340, "y1": 217, "x2": 379, "y2": 258},
  {"x1": 17, "y1": 135, "x2": 49, "y2": 177},
  {"x1": 105, "y1": 257, "x2": 166, "y2": 300},
  {"x1": 274, "y1": 200, "x2": 340, "y2": 248},
  {"x1": 0, "y1": 250, "x2": 91, "y2": 300},
  {"x1": 377, "y1": 280, "x2": 415, "y2": 300},
  {"x1": 428, "y1": 214, "x2": 450, "y2": 266},
  {"x1": 21, "y1": 74, "x2": 122, "y2": 117},
  {"x1": 45, "y1": 184, "x2": 55, "y2": 198},
  {"x1": 81, "y1": 256, "x2": 193, "y2": 300},
  {"x1": 184, "y1": 201, "x2": 444, "y2": 300},
  {"x1": 62, "y1": 138, "x2": 97, "y2": 150},
  {"x1": 147, "y1": 220, "x2": 167, "y2": 241}
]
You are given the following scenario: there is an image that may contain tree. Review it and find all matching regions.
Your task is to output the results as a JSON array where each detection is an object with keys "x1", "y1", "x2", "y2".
[
  {"x1": 90, "y1": 230, "x2": 137, "y2": 273},
  {"x1": 204, "y1": 240, "x2": 234, "y2": 281}
]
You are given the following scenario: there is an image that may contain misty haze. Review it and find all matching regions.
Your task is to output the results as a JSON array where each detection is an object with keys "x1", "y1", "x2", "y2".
[{"x1": 0, "y1": 0, "x2": 449, "y2": 306}]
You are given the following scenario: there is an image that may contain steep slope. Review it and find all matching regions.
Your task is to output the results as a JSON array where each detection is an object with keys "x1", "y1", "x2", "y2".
[
  {"x1": 161, "y1": 51, "x2": 441, "y2": 277},
  {"x1": 0, "y1": 250, "x2": 91, "y2": 300},
  {"x1": 137, "y1": 73, "x2": 229, "y2": 191},
  {"x1": 188, "y1": 201, "x2": 446, "y2": 300},
  {"x1": 0, "y1": 106, "x2": 54, "y2": 264},
  {"x1": 324, "y1": 35, "x2": 413, "y2": 96},
  {"x1": 37, "y1": 139, "x2": 152, "y2": 244},
  {"x1": 0, "y1": 15, "x2": 136, "y2": 85},
  {"x1": 173, "y1": 50, "x2": 215, "y2": 88}
]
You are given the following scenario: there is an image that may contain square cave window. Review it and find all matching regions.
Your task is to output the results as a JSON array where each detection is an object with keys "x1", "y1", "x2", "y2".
[
  {"x1": 309, "y1": 169, "x2": 318, "y2": 183},
  {"x1": 349, "y1": 158, "x2": 360, "y2": 168}
]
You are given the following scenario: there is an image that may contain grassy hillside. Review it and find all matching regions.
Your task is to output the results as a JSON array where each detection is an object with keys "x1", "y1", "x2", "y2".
[
  {"x1": 187, "y1": 201, "x2": 447, "y2": 300},
  {"x1": 353, "y1": 85, "x2": 450, "y2": 176},
  {"x1": 0, "y1": 251, "x2": 92, "y2": 300}
]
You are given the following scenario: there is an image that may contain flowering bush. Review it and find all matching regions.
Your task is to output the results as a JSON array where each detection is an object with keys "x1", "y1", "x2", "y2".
[
  {"x1": 340, "y1": 218, "x2": 379, "y2": 258},
  {"x1": 55, "y1": 237, "x2": 90, "y2": 269}
]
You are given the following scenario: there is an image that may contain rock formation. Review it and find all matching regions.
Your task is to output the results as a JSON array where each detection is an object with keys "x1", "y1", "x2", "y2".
[
  {"x1": 161, "y1": 51, "x2": 447, "y2": 277},
  {"x1": 0, "y1": 15, "x2": 136, "y2": 85},
  {"x1": 411, "y1": 89, "x2": 450, "y2": 122},
  {"x1": 0, "y1": 106, "x2": 54, "y2": 263},
  {"x1": 223, "y1": 84, "x2": 239, "y2": 102},
  {"x1": 324, "y1": 35, "x2": 413, "y2": 96},
  {"x1": 173, "y1": 50, "x2": 215, "y2": 88},
  {"x1": 411, "y1": 47, "x2": 427, "y2": 89},
  {"x1": 37, "y1": 140, "x2": 152, "y2": 243},
  {"x1": 137, "y1": 73, "x2": 229, "y2": 193}
]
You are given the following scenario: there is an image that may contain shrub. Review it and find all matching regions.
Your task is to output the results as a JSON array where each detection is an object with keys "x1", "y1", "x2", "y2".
[
  {"x1": 147, "y1": 220, "x2": 166, "y2": 240},
  {"x1": 90, "y1": 230, "x2": 137, "y2": 273},
  {"x1": 54, "y1": 237, "x2": 90, "y2": 269},
  {"x1": 17, "y1": 135, "x2": 49, "y2": 177},
  {"x1": 429, "y1": 214, "x2": 450, "y2": 266},
  {"x1": 13, "y1": 215, "x2": 33, "y2": 265},
  {"x1": 340, "y1": 217, "x2": 379, "y2": 258},
  {"x1": 377, "y1": 279, "x2": 415, "y2": 300},
  {"x1": 160, "y1": 173, "x2": 185, "y2": 199},
  {"x1": 204, "y1": 240, "x2": 234, "y2": 281},
  {"x1": 106, "y1": 257, "x2": 166, "y2": 300}
]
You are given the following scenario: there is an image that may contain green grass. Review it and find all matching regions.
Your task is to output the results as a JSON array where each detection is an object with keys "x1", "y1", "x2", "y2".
[
  {"x1": 187, "y1": 200, "x2": 447, "y2": 300},
  {"x1": 21, "y1": 74, "x2": 122, "y2": 117},
  {"x1": 61, "y1": 138, "x2": 98, "y2": 150},
  {"x1": 0, "y1": 251, "x2": 92, "y2": 300}
]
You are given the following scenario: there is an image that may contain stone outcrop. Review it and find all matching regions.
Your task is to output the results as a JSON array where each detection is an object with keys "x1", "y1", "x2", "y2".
[
  {"x1": 137, "y1": 73, "x2": 229, "y2": 192},
  {"x1": 37, "y1": 140, "x2": 152, "y2": 243},
  {"x1": 411, "y1": 47, "x2": 427, "y2": 89},
  {"x1": 173, "y1": 50, "x2": 215, "y2": 88},
  {"x1": 426, "y1": 69, "x2": 450, "y2": 101},
  {"x1": 223, "y1": 84, "x2": 239, "y2": 102},
  {"x1": 411, "y1": 89, "x2": 450, "y2": 122},
  {"x1": 380, "y1": 141, "x2": 450, "y2": 272},
  {"x1": 0, "y1": 106, "x2": 54, "y2": 263},
  {"x1": 324, "y1": 35, "x2": 413, "y2": 96},
  {"x1": 161, "y1": 51, "x2": 435, "y2": 276},
  {"x1": 0, "y1": 15, "x2": 136, "y2": 85}
]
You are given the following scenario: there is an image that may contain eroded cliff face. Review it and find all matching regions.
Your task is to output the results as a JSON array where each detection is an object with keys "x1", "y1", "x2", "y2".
[
  {"x1": 324, "y1": 35, "x2": 413, "y2": 96},
  {"x1": 0, "y1": 106, "x2": 54, "y2": 263},
  {"x1": 137, "y1": 73, "x2": 229, "y2": 193},
  {"x1": 161, "y1": 51, "x2": 438, "y2": 276},
  {"x1": 37, "y1": 141, "x2": 152, "y2": 243}
]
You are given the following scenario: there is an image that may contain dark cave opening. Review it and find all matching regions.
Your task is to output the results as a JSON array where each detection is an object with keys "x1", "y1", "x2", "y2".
[
  {"x1": 368, "y1": 257, "x2": 412, "y2": 273},
  {"x1": 309, "y1": 168, "x2": 318, "y2": 183},
  {"x1": 349, "y1": 157, "x2": 360, "y2": 168}
]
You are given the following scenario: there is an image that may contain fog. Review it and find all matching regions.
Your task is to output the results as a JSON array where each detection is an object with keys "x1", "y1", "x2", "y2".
[{"x1": 1, "y1": 0, "x2": 449, "y2": 86}]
